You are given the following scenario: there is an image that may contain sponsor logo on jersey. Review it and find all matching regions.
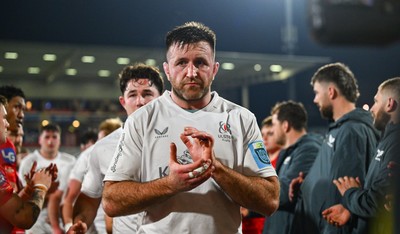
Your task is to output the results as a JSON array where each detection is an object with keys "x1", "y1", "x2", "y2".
[
  {"x1": 154, "y1": 127, "x2": 169, "y2": 139},
  {"x1": 177, "y1": 149, "x2": 193, "y2": 165},
  {"x1": 248, "y1": 140, "x2": 271, "y2": 169},
  {"x1": 110, "y1": 132, "x2": 125, "y2": 173},
  {"x1": 1, "y1": 148, "x2": 16, "y2": 164},
  {"x1": 0, "y1": 171, "x2": 6, "y2": 186},
  {"x1": 327, "y1": 134, "x2": 335, "y2": 148},
  {"x1": 218, "y1": 121, "x2": 232, "y2": 142},
  {"x1": 375, "y1": 149, "x2": 384, "y2": 161},
  {"x1": 283, "y1": 156, "x2": 291, "y2": 165},
  {"x1": 159, "y1": 166, "x2": 169, "y2": 178}
]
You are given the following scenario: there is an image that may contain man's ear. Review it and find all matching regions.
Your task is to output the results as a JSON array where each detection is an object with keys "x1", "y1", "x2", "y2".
[
  {"x1": 283, "y1": 120, "x2": 290, "y2": 133},
  {"x1": 163, "y1": 62, "x2": 170, "y2": 81},
  {"x1": 328, "y1": 86, "x2": 338, "y2": 100},
  {"x1": 387, "y1": 97, "x2": 398, "y2": 113}
]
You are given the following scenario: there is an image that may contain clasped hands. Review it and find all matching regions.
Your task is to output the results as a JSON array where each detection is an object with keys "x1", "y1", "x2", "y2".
[
  {"x1": 322, "y1": 176, "x2": 361, "y2": 227},
  {"x1": 168, "y1": 126, "x2": 216, "y2": 192}
]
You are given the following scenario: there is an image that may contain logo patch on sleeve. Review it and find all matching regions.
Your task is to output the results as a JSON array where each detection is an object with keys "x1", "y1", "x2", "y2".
[{"x1": 248, "y1": 141, "x2": 271, "y2": 169}]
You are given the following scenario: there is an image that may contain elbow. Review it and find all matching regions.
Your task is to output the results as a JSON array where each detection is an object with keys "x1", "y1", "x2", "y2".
[
  {"x1": 264, "y1": 196, "x2": 279, "y2": 217},
  {"x1": 102, "y1": 198, "x2": 118, "y2": 218},
  {"x1": 102, "y1": 184, "x2": 118, "y2": 217}
]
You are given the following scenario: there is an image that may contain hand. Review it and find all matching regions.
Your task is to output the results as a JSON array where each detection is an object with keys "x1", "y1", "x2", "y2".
[
  {"x1": 322, "y1": 204, "x2": 351, "y2": 227},
  {"x1": 384, "y1": 194, "x2": 393, "y2": 212},
  {"x1": 333, "y1": 176, "x2": 361, "y2": 196},
  {"x1": 182, "y1": 126, "x2": 215, "y2": 163},
  {"x1": 24, "y1": 161, "x2": 38, "y2": 184},
  {"x1": 45, "y1": 163, "x2": 58, "y2": 182},
  {"x1": 31, "y1": 167, "x2": 53, "y2": 190},
  {"x1": 289, "y1": 172, "x2": 304, "y2": 202},
  {"x1": 66, "y1": 221, "x2": 87, "y2": 234},
  {"x1": 166, "y1": 127, "x2": 214, "y2": 192}
]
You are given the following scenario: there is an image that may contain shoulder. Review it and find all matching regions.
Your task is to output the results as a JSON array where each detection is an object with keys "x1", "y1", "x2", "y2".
[
  {"x1": 215, "y1": 95, "x2": 256, "y2": 120},
  {"x1": 59, "y1": 152, "x2": 76, "y2": 164}
]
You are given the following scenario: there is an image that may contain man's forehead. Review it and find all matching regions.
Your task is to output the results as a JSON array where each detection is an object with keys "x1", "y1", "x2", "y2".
[{"x1": 125, "y1": 79, "x2": 154, "y2": 91}]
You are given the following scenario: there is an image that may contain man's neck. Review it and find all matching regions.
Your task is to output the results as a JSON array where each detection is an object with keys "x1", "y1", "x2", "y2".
[
  {"x1": 285, "y1": 129, "x2": 306, "y2": 148},
  {"x1": 170, "y1": 90, "x2": 212, "y2": 110},
  {"x1": 39, "y1": 149, "x2": 58, "y2": 160},
  {"x1": 333, "y1": 100, "x2": 356, "y2": 122}
]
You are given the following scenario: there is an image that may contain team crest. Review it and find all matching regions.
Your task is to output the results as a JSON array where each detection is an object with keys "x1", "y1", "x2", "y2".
[
  {"x1": 218, "y1": 121, "x2": 232, "y2": 142},
  {"x1": 177, "y1": 149, "x2": 193, "y2": 165},
  {"x1": 249, "y1": 141, "x2": 271, "y2": 169}
]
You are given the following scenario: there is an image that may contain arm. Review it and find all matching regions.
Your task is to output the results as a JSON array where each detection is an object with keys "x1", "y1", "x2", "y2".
[
  {"x1": 105, "y1": 214, "x2": 113, "y2": 234},
  {"x1": 62, "y1": 179, "x2": 82, "y2": 227},
  {"x1": 103, "y1": 140, "x2": 213, "y2": 217},
  {"x1": 72, "y1": 193, "x2": 101, "y2": 229},
  {"x1": 211, "y1": 158, "x2": 279, "y2": 216},
  {"x1": 47, "y1": 189, "x2": 64, "y2": 234},
  {"x1": 0, "y1": 169, "x2": 52, "y2": 229}
]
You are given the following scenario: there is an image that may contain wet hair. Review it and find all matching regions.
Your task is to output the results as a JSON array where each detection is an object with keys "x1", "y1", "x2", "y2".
[
  {"x1": 310, "y1": 62, "x2": 360, "y2": 103},
  {"x1": 165, "y1": 21, "x2": 216, "y2": 56},
  {"x1": 0, "y1": 85, "x2": 26, "y2": 101},
  {"x1": 119, "y1": 63, "x2": 164, "y2": 96},
  {"x1": 271, "y1": 100, "x2": 308, "y2": 131},
  {"x1": 40, "y1": 123, "x2": 61, "y2": 134}
]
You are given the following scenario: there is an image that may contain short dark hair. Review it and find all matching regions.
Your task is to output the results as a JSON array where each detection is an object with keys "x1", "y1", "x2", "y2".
[
  {"x1": 271, "y1": 100, "x2": 308, "y2": 131},
  {"x1": 119, "y1": 63, "x2": 164, "y2": 96},
  {"x1": 80, "y1": 129, "x2": 98, "y2": 145},
  {"x1": 0, "y1": 95, "x2": 8, "y2": 108},
  {"x1": 40, "y1": 123, "x2": 61, "y2": 135},
  {"x1": 0, "y1": 85, "x2": 26, "y2": 102},
  {"x1": 310, "y1": 62, "x2": 360, "y2": 103},
  {"x1": 379, "y1": 77, "x2": 400, "y2": 100},
  {"x1": 166, "y1": 21, "x2": 216, "y2": 57}
]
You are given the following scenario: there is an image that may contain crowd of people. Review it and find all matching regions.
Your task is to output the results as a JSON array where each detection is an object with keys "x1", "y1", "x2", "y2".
[{"x1": 0, "y1": 21, "x2": 399, "y2": 234}]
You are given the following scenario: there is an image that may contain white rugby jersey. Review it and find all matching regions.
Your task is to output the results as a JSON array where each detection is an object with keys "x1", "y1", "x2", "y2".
[
  {"x1": 19, "y1": 150, "x2": 76, "y2": 191},
  {"x1": 69, "y1": 144, "x2": 94, "y2": 182},
  {"x1": 81, "y1": 127, "x2": 139, "y2": 233},
  {"x1": 104, "y1": 91, "x2": 276, "y2": 234}
]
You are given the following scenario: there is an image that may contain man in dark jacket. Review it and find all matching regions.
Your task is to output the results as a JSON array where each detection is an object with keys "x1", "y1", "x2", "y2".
[
  {"x1": 289, "y1": 62, "x2": 380, "y2": 234},
  {"x1": 263, "y1": 100, "x2": 322, "y2": 234},
  {"x1": 322, "y1": 77, "x2": 400, "y2": 234}
]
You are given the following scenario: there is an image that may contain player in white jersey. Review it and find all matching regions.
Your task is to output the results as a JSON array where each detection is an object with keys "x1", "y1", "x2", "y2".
[
  {"x1": 103, "y1": 22, "x2": 279, "y2": 234},
  {"x1": 67, "y1": 63, "x2": 164, "y2": 233},
  {"x1": 62, "y1": 118, "x2": 122, "y2": 233},
  {"x1": 19, "y1": 123, "x2": 76, "y2": 234}
]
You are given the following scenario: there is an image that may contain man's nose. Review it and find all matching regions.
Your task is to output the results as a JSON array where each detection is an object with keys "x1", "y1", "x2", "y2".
[
  {"x1": 136, "y1": 96, "x2": 145, "y2": 106},
  {"x1": 186, "y1": 64, "x2": 198, "y2": 78}
]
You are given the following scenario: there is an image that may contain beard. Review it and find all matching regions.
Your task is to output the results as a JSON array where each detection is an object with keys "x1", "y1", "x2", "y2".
[
  {"x1": 275, "y1": 132, "x2": 286, "y2": 146},
  {"x1": 373, "y1": 107, "x2": 390, "y2": 131},
  {"x1": 320, "y1": 104, "x2": 334, "y2": 120},
  {"x1": 172, "y1": 81, "x2": 210, "y2": 103}
]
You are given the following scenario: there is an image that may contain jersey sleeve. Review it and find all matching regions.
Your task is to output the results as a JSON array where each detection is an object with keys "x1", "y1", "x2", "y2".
[
  {"x1": 69, "y1": 150, "x2": 90, "y2": 182},
  {"x1": 104, "y1": 115, "x2": 143, "y2": 183},
  {"x1": 81, "y1": 148, "x2": 104, "y2": 198},
  {"x1": 242, "y1": 114, "x2": 277, "y2": 178}
]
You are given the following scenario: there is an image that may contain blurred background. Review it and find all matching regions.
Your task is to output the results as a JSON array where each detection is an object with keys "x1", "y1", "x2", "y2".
[{"x1": 1, "y1": 0, "x2": 399, "y2": 154}]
